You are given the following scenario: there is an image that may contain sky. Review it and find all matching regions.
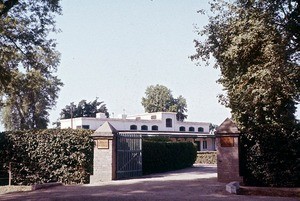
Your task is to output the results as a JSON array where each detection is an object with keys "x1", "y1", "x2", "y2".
[
  {"x1": 46, "y1": 0, "x2": 231, "y2": 127},
  {"x1": 21, "y1": 0, "x2": 299, "y2": 128}
]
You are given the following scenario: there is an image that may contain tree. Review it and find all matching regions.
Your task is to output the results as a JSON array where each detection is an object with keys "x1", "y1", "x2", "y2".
[
  {"x1": 60, "y1": 98, "x2": 109, "y2": 120},
  {"x1": 141, "y1": 84, "x2": 187, "y2": 121},
  {"x1": 1, "y1": 70, "x2": 63, "y2": 130},
  {"x1": 0, "y1": 0, "x2": 61, "y2": 91},
  {"x1": 191, "y1": 0, "x2": 299, "y2": 187},
  {"x1": 0, "y1": 0, "x2": 62, "y2": 130}
]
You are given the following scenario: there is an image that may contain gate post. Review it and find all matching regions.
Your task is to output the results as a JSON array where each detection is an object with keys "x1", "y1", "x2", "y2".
[
  {"x1": 90, "y1": 122, "x2": 117, "y2": 183},
  {"x1": 215, "y1": 118, "x2": 243, "y2": 183}
]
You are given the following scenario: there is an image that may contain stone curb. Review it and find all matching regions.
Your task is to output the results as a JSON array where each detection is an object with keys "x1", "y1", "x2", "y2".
[
  {"x1": 32, "y1": 182, "x2": 63, "y2": 191},
  {"x1": 226, "y1": 181, "x2": 240, "y2": 194},
  {"x1": 239, "y1": 186, "x2": 300, "y2": 197}
]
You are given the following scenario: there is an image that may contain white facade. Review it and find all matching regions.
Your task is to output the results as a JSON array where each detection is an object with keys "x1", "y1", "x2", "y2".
[
  {"x1": 60, "y1": 112, "x2": 216, "y2": 151},
  {"x1": 60, "y1": 112, "x2": 210, "y2": 133}
]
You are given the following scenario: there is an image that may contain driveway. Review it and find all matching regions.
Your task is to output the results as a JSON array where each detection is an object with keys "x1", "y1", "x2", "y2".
[{"x1": 0, "y1": 164, "x2": 298, "y2": 201}]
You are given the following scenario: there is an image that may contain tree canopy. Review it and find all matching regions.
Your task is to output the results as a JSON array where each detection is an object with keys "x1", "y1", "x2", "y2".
[
  {"x1": 60, "y1": 98, "x2": 109, "y2": 119},
  {"x1": 141, "y1": 84, "x2": 187, "y2": 121},
  {"x1": 191, "y1": 0, "x2": 299, "y2": 187},
  {"x1": 0, "y1": 0, "x2": 62, "y2": 130}
]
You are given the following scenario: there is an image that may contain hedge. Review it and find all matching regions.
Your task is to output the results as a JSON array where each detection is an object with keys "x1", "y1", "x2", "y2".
[
  {"x1": 142, "y1": 141, "x2": 197, "y2": 174},
  {"x1": 0, "y1": 129, "x2": 94, "y2": 185},
  {"x1": 240, "y1": 125, "x2": 300, "y2": 187}
]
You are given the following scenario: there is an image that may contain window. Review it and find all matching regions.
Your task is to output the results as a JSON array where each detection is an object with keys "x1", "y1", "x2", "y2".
[
  {"x1": 195, "y1": 141, "x2": 201, "y2": 151},
  {"x1": 198, "y1": 127, "x2": 204, "y2": 132},
  {"x1": 203, "y1": 140, "x2": 207, "y2": 150},
  {"x1": 166, "y1": 118, "x2": 172, "y2": 127},
  {"x1": 82, "y1": 125, "x2": 90, "y2": 129},
  {"x1": 152, "y1": 125, "x2": 158, "y2": 131},
  {"x1": 189, "y1": 127, "x2": 195, "y2": 132},
  {"x1": 179, "y1": 126, "x2": 186, "y2": 131},
  {"x1": 151, "y1": 115, "x2": 156, "y2": 120},
  {"x1": 130, "y1": 125, "x2": 137, "y2": 130},
  {"x1": 141, "y1": 125, "x2": 148, "y2": 131}
]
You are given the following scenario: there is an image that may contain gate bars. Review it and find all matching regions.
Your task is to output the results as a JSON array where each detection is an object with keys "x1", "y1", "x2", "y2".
[{"x1": 116, "y1": 133, "x2": 142, "y2": 179}]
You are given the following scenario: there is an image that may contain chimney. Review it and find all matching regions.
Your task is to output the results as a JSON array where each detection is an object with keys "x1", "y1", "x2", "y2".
[{"x1": 96, "y1": 113, "x2": 107, "y2": 119}]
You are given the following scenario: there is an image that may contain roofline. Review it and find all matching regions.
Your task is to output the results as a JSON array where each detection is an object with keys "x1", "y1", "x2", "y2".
[{"x1": 60, "y1": 117, "x2": 211, "y2": 125}]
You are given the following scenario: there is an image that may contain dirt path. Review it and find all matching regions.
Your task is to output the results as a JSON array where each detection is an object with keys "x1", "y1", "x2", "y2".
[{"x1": 0, "y1": 165, "x2": 298, "y2": 201}]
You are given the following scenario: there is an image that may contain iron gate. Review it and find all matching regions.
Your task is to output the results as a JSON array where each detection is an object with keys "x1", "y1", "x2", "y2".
[{"x1": 116, "y1": 133, "x2": 142, "y2": 179}]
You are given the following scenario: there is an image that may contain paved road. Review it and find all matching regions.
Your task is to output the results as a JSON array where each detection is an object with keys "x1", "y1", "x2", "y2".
[{"x1": 0, "y1": 165, "x2": 298, "y2": 201}]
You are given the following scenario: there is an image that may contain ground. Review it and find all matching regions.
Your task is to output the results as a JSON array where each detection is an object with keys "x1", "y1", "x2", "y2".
[{"x1": 0, "y1": 165, "x2": 298, "y2": 201}]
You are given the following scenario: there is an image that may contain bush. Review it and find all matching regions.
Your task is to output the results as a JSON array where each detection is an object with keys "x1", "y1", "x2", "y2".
[
  {"x1": 0, "y1": 129, "x2": 94, "y2": 185},
  {"x1": 240, "y1": 125, "x2": 300, "y2": 187},
  {"x1": 142, "y1": 141, "x2": 196, "y2": 175}
]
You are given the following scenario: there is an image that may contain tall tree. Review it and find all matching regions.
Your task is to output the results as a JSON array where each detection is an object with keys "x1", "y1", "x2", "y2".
[
  {"x1": 1, "y1": 70, "x2": 62, "y2": 130},
  {"x1": 141, "y1": 84, "x2": 188, "y2": 121},
  {"x1": 191, "y1": 0, "x2": 299, "y2": 187},
  {"x1": 60, "y1": 98, "x2": 109, "y2": 119},
  {"x1": 0, "y1": 0, "x2": 62, "y2": 130}
]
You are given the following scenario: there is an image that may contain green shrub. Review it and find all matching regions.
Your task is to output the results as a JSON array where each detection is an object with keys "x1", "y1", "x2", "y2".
[
  {"x1": 142, "y1": 141, "x2": 196, "y2": 174},
  {"x1": 240, "y1": 125, "x2": 300, "y2": 187},
  {"x1": 0, "y1": 129, "x2": 94, "y2": 185}
]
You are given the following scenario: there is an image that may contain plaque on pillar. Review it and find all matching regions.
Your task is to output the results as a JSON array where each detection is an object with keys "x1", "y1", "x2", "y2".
[
  {"x1": 97, "y1": 139, "x2": 109, "y2": 149},
  {"x1": 220, "y1": 137, "x2": 234, "y2": 147}
]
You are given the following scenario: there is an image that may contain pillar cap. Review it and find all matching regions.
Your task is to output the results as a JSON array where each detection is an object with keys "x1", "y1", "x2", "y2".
[
  {"x1": 92, "y1": 121, "x2": 117, "y2": 137},
  {"x1": 216, "y1": 118, "x2": 240, "y2": 134}
]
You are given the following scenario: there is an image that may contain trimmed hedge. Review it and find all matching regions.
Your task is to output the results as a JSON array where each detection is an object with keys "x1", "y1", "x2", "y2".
[
  {"x1": 0, "y1": 129, "x2": 94, "y2": 185},
  {"x1": 142, "y1": 141, "x2": 197, "y2": 174}
]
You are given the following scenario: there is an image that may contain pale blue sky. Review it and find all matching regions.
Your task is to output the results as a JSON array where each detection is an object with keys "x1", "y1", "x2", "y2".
[
  {"x1": 48, "y1": 0, "x2": 232, "y2": 126},
  {"x1": 19, "y1": 0, "x2": 300, "y2": 128}
]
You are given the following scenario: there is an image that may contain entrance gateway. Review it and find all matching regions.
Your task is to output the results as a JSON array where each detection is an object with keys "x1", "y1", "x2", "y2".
[
  {"x1": 116, "y1": 133, "x2": 142, "y2": 179},
  {"x1": 90, "y1": 122, "x2": 216, "y2": 183}
]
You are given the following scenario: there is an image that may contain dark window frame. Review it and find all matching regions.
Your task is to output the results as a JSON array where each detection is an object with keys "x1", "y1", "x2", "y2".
[
  {"x1": 179, "y1": 126, "x2": 186, "y2": 131},
  {"x1": 130, "y1": 125, "x2": 137, "y2": 130},
  {"x1": 166, "y1": 118, "x2": 172, "y2": 127},
  {"x1": 82, "y1": 125, "x2": 90, "y2": 129},
  {"x1": 203, "y1": 140, "x2": 207, "y2": 149},
  {"x1": 198, "y1": 127, "x2": 204, "y2": 132},
  {"x1": 189, "y1": 127, "x2": 195, "y2": 132},
  {"x1": 141, "y1": 125, "x2": 148, "y2": 130},
  {"x1": 152, "y1": 125, "x2": 158, "y2": 131}
]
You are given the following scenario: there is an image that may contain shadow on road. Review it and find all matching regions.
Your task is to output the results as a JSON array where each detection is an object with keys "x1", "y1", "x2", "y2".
[{"x1": 0, "y1": 165, "x2": 298, "y2": 201}]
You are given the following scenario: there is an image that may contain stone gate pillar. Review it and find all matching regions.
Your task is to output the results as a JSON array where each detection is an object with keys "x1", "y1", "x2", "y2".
[
  {"x1": 215, "y1": 118, "x2": 243, "y2": 183},
  {"x1": 90, "y1": 122, "x2": 117, "y2": 183}
]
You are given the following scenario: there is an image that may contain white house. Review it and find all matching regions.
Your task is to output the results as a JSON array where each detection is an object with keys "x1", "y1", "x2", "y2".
[{"x1": 60, "y1": 112, "x2": 216, "y2": 151}]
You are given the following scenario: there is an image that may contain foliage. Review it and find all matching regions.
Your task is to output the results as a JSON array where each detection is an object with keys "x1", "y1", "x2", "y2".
[
  {"x1": 143, "y1": 136, "x2": 171, "y2": 142},
  {"x1": 0, "y1": 0, "x2": 63, "y2": 130},
  {"x1": 240, "y1": 125, "x2": 300, "y2": 187},
  {"x1": 142, "y1": 141, "x2": 196, "y2": 174},
  {"x1": 60, "y1": 98, "x2": 109, "y2": 119},
  {"x1": 209, "y1": 124, "x2": 218, "y2": 132},
  {"x1": 0, "y1": 129, "x2": 94, "y2": 185},
  {"x1": 191, "y1": 0, "x2": 299, "y2": 187},
  {"x1": 1, "y1": 70, "x2": 63, "y2": 130},
  {"x1": 141, "y1": 84, "x2": 188, "y2": 121}
]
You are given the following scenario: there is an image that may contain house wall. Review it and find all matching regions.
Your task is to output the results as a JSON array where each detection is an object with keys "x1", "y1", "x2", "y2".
[
  {"x1": 60, "y1": 112, "x2": 211, "y2": 133},
  {"x1": 60, "y1": 112, "x2": 216, "y2": 151}
]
